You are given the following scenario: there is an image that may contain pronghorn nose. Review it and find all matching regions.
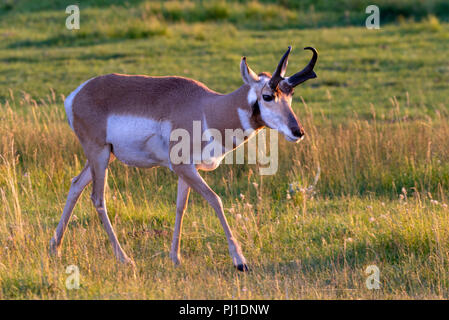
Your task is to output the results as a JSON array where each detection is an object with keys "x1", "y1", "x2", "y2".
[
  {"x1": 287, "y1": 112, "x2": 304, "y2": 139},
  {"x1": 291, "y1": 126, "x2": 304, "y2": 138}
]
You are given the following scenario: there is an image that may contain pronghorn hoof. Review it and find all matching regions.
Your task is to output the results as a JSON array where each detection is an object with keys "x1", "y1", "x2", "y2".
[{"x1": 235, "y1": 264, "x2": 249, "y2": 272}]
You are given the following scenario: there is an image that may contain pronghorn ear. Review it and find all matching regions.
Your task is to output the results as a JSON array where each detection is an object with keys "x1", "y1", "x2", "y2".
[{"x1": 240, "y1": 57, "x2": 260, "y2": 85}]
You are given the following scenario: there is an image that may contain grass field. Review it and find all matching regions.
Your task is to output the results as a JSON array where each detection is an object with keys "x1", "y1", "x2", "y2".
[{"x1": 1, "y1": 0, "x2": 449, "y2": 299}]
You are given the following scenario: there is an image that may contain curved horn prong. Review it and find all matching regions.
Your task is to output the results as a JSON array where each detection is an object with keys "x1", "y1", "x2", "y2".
[
  {"x1": 287, "y1": 47, "x2": 318, "y2": 87},
  {"x1": 269, "y1": 46, "x2": 292, "y2": 90}
]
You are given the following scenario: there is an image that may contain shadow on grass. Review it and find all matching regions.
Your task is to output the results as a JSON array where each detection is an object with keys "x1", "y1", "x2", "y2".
[
  {"x1": 0, "y1": 0, "x2": 145, "y2": 15},
  {"x1": 8, "y1": 36, "x2": 124, "y2": 49},
  {"x1": 259, "y1": 230, "x2": 436, "y2": 290},
  {"x1": 7, "y1": 29, "x2": 168, "y2": 49},
  {"x1": 0, "y1": 52, "x2": 129, "y2": 64}
]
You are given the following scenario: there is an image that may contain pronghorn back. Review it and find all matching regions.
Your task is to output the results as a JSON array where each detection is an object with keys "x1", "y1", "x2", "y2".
[{"x1": 66, "y1": 73, "x2": 219, "y2": 146}]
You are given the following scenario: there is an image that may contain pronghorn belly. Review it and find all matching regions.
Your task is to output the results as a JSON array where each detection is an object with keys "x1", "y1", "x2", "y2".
[{"x1": 106, "y1": 115, "x2": 171, "y2": 168}]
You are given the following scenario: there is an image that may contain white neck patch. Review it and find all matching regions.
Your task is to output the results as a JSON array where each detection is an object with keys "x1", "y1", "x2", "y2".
[
  {"x1": 247, "y1": 87, "x2": 257, "y2": 105},
  {"x1": 237, "y1": 108, "x2": 254, "y2": 133}
]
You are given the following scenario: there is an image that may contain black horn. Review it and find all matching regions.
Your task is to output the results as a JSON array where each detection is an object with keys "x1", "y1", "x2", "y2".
[
  {"x1": 287, "y1": 47, "x2": 318, "y2": 87},
  {"x1": 269, "y1": 46, "x2": 292, "y2": 90}
]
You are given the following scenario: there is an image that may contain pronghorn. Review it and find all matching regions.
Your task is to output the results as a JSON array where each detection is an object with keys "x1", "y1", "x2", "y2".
[{"x1": 50, "y1": 46, "x2": 318, "y2": 271}]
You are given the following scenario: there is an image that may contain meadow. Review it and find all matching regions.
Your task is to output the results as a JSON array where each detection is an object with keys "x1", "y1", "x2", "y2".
[{"x1": 1, "y1": 0, "x2": 449, "y2": 299}]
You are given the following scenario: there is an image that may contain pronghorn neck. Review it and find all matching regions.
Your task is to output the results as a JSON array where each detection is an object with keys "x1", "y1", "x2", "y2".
[{"x1": 202, "y1": 84, "x2": 264, "y2": 136}]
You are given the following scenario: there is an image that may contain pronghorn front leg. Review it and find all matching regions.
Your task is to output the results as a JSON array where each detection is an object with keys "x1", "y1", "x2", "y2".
[
  {"x1": 89, "y1": 145, "x2": 134, "y2": 266},
  {"x1": 173, "y1": 165, "x2": 248, "y2": 271},
  {"x1": 170, "y1": 177, "x2": 191, "y2": 265}
]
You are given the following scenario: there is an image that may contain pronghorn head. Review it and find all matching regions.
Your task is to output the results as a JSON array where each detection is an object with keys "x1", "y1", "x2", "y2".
[{"x1": 240, "y1": 46, "x2": 318, "y2": 142}]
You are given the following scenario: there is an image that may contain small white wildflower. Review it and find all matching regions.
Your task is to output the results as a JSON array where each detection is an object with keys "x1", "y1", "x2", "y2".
[
  {"x1": 236, "y1": 214, "x2": 242, "y2": 220},
  {"x1": 369, "y1": 217, "x2": 376, "y2": 222},
  {"x1": 239, "y1": 193, "x2": 245, "y2": 200},
  {"x1": 252, "y1": 182, "x2": 259, "y2": 188}
]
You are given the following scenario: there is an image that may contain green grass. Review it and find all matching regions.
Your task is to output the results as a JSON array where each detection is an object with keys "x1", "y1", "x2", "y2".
[
  {"x1": 1, "y1": 1, "x2": 449, "y2": 299},
  {"x1": 2, "y1": 3, "x2": 449, "y2": 121}
]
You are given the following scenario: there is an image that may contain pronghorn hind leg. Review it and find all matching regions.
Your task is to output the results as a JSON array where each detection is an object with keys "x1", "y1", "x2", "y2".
[
  {"x1": 170, "y1": 177, "x2": 191, "y2": 265},
  {"x1": 88, "y1": 144, "x2": 134, "y2": 266},
  {"x1": 50, "y1": 161, "x2": 92, "y2": 256},
  {"x1": 173, "y1": 165, "x2": 248, "y2": 272}
]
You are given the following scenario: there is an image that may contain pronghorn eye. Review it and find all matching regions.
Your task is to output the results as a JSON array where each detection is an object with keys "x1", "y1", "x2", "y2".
[{"x1": 262, "y1": 95, "x2": 274, "y2": 102}]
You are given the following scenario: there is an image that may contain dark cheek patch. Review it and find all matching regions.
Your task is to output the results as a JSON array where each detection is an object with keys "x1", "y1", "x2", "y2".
[
  {"x1": 251, "y1": 100, "x2": 260, "y2": 117},
  {"x1": 250, "y1": 100, "x2": 266, "y2": 128}
]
